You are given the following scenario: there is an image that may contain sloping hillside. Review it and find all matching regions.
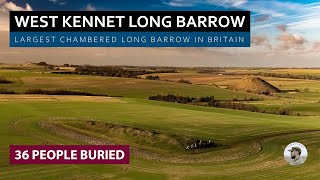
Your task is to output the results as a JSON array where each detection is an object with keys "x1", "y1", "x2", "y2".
[{"x1": 232, "y1": 77, "x2": 281, "y2": 94}]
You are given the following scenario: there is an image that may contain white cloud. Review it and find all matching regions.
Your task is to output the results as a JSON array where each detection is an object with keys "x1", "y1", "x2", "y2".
[
  {"x1": 251, "y1": 2, "x2": 320, "y2": 31},
  {"x1": 277, "y1": 33, "x2": 306, "y2": 50},
  {"x1": 207, "y1": 0, "x2": 286, "y2": 17},
  {"x1": 313, "y1": 42, "x2": 320, "y2": 52},
  {"x1": 49, "y1": 0, "x2": 67, "y2": 6},
  {"x1": 163, "y1": 0, "x2": 319, "y2": 38},
  {"x1": 0, "y1": 1, "x2": 32, "y2": 12},
  {"x1": 232, "y1": 0, "x2": 247, "y2": 7},
  {"x1": 0, "y1": 1, "x2": 33, "y2": 31},
  {"x1": 85, "y1": 3, "x2": 96, "y2": 11},
  {"x1": 288, "y1": 18, "x2": 320, "y2": 30},
  {"x1": 162, "y1": 0, "x2": 197, "y2": 7},
  {"x1": 251, "y1": 35, "x2": 272, "y2": 49}
]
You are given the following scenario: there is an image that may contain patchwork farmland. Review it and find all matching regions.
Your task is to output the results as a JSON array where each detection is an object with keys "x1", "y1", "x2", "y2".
[{"x1": 1, "y1": 64, "x2": 320, "y2": 179}]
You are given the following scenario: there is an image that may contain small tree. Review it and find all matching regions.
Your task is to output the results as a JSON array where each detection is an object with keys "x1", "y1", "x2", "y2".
[
  {"x1": 177, "y1": 79, "x2": 192, "y2": 84},
  {"x1": 146, "y1": 75, "x2": 160, "y2": 80},
  {"x1": 0, "y1": 77, "x2": 11, "y2": 84},
  {"x1": 37, "y1": 61, "x2": 48, "y2": 66},
  {"x1": 278, "y1": 107, "x2": 290, "y2": 115}
]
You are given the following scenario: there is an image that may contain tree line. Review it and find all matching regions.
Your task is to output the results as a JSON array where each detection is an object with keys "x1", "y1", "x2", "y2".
[
  {"x1": 0, "y1": 88, "x2": 106, "y2": 96},
  {"x1": 25, "y1": 89, "x2": 102, "y2": 96},
  {"x1": 149, "y1": 94, "x2": 290, "y2": 115},
  {"x1": 62, "y1": 66, "x2": 178, "y2": 79},
  {"x1": 222, "y1": 72, "x2": 320, "y2": 80},
  {"x1": 250, "y1": 72, "x2": 320, "y2": 80}
]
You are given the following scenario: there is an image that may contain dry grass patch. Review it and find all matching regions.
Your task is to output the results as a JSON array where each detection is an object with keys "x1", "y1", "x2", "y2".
[
  {"x1": 0, "y1": 94, "x2": 125, "y2": 103},
  {"x1": 231, "y1": 77, "x2": 281, "y2": 95}
]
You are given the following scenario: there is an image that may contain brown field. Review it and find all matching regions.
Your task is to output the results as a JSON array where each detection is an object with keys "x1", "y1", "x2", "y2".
[
  {"x1": 144, "y1": 73, "x2": 320, "y2": 92},
  {"x1": 0, "y1": 94, "x2": 125, "y2": 103}
]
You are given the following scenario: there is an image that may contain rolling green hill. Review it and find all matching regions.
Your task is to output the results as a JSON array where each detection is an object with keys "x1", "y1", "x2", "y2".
[
  {"x1": 1, "y1": 98, "x2": 320, "y2": 179},
  {"x1": 1, "y1": 67, "x2": 320, "y2": 179}
]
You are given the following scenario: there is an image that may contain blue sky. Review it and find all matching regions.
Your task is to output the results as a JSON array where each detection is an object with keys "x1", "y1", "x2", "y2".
[
  {"x1": 2, "y1": 0, "x2": 320, "y2": 49},
  {"x1": 0, "y1": 0, "x2": 319, "y2": 67}
]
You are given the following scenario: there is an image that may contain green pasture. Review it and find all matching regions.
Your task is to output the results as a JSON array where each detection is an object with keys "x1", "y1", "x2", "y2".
[
  {"x1": 1, "y1": 67, "x2": 320, "y2": 179},
  {"x1": 0, "y1": 99, "x2": 320, "y2": 179},
  {"x1": 0, "y1": 70, "x2": 258, "y2": 100}
]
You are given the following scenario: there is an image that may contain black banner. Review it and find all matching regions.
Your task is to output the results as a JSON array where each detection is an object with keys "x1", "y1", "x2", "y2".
[{"x1": 10, "y1": 11, "x2": 250, "y2": 32}]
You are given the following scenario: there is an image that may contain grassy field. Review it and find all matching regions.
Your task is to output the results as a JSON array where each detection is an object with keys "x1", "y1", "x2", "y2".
[
  {"x1": 0, "y1": 70, "x2": 260, "y2": 100},
  {"x1": 1, "y1": 65, "x2": 320, "y2": 179},
  {"x1": 1, "y1": 98, "x2": 320, "y2": 179},
  {"x1": 145, "y1": 72, "x2": 320, "y2": 115},
  {"x1": 145, "y1": 72, "x2": 320, "y2": 93},
  {"x1": 215, "y1": 68, "x2": 320, "y2": 76}
]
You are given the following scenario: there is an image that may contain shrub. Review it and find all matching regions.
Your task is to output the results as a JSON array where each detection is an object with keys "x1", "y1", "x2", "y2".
[
  {"x1": 177, "y1": 79, "x2": 192, "y2": 84},
  {"x1": 278, "y1": 107, "x2": 290, "y2": 115},
  {"x1": 25, "y1": 89, "x2": 101, "y2": 96},
  {"x1": 37, "y1": 61, "x2": 48, "y2": 66},
  {"x1": 149, "y1": 94, "x2": 195, "y2": 104},
  {"x1": 207, "y1": 100, "x2": 260, "y2": 112},
  {"x1": 198, "y1": 96, "x2": 215, "y2": 102},
  {"x1": 149, "y1": 95, "x2": 292, "y2": 116},
  {"x1": 0, "y1": 88, "x2": 16, "y2": 94},
  {"x1": 261, "y1": 91, "x2": 271, "y2": 95},
  {"x1": 243, "y1": 97, "x2": 260, "y2": 101},
  {"x1": 146, "y1": 75, "x2": 160, "y2": 80},
  {"x1": 0, "y1": 77, "x2": 12, "y2": 84},
  {"x1": 87, "y1": 120, "x2": 97, "y2": 126},
  {"x1": 74, "y1": 66, "x2": 148, "y2": 78}
]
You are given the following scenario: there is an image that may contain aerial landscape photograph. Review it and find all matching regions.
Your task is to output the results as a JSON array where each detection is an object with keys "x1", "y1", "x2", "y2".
[{"x1": 1, "y1": 0, "x2": 320, "y2": 179}]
